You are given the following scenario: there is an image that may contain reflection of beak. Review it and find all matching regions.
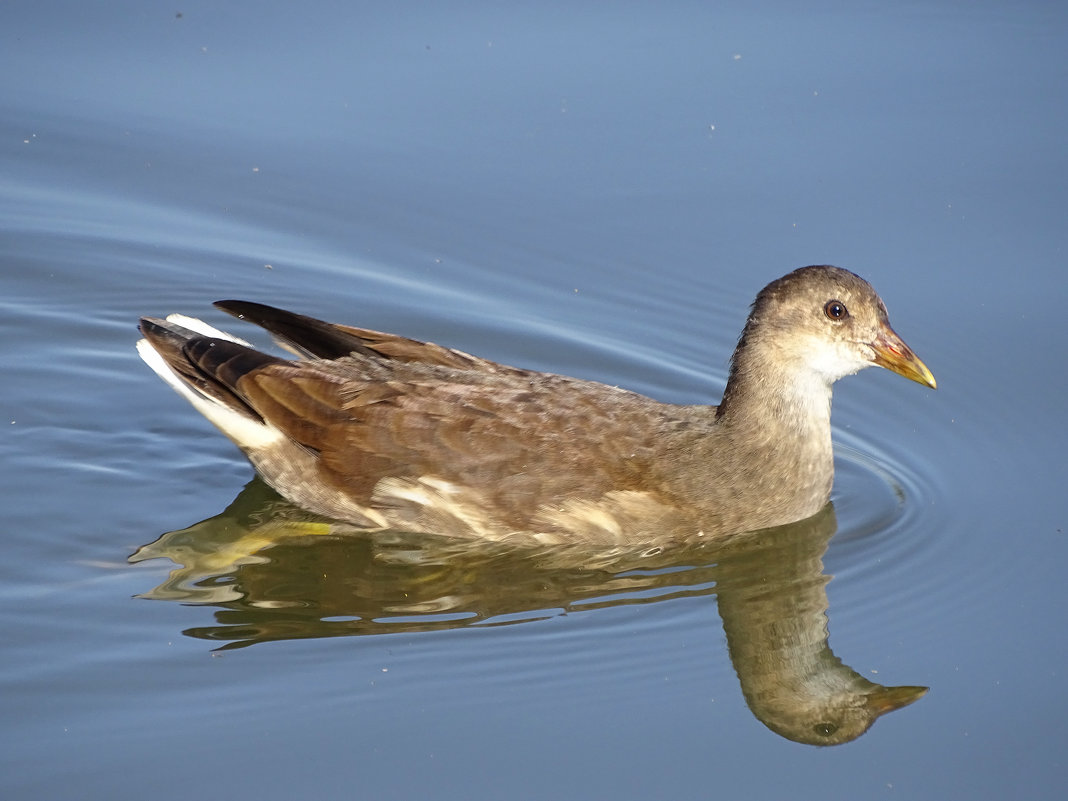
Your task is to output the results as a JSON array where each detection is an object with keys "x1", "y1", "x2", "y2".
[
  {"x1": 872, "y1": 324, "x2": 937, "y2": 389},
  {"x1": 866, "y1": 684, "x2": 929, "y2": 715}
]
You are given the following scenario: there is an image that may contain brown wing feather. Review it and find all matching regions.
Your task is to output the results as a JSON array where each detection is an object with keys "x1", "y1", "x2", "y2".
[
  {"x1": 230, "y1": 358, "x2": 669, "y2": 522},
  {"x1": 145, "y1": 307, "x2": 698, "y2": 532}
]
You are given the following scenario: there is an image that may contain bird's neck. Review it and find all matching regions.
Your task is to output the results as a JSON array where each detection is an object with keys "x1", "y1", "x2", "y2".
[
  {"x1": 717, "y1": 346, "x2": 835, "y2": 439},
  {"x1": 694, "y1": 344, "x2": 837, "y2": 527}
]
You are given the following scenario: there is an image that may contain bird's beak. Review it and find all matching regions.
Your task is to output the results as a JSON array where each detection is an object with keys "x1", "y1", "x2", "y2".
[
  {"x1": 865, "y1": 685, "x2": 929, "y2": 715},
  {"x1": 871, "y1": 324, "x2": 937, "y2": 389}
]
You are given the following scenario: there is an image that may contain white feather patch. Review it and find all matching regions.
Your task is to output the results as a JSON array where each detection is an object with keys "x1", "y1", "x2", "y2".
[
  {"x1": 137, "y1": 337, "x2": 283, "y2": 450},
  {"x1": 164, "y1": 313, "x2": 254, "y2": 347}
]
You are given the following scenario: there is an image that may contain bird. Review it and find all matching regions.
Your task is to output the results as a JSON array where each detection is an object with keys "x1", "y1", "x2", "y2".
[{"x1": 137, "y1": 265, "x2": 935, "y2": 545}]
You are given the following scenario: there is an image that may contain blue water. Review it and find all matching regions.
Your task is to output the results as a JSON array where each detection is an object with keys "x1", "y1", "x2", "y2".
[{"x1": 2, "y1": 2, "x2": 1066, "y2": 799}]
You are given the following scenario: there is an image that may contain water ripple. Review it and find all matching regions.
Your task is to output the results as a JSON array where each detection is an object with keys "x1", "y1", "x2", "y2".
[{"x1": 826, "y1": 424, "x2": 958, "y2": 638}]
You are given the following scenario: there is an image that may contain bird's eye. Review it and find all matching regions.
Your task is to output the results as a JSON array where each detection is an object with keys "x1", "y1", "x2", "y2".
[
  {"x1": 824, "y1": 300, "x2": 849, "y2": 320},
  {"x1": 813, "y1": 722, "x2": 838, "y2": 738}
]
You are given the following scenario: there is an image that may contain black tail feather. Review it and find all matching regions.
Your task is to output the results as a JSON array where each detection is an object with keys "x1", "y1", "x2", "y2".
[
  {"x1": 214, "y1": 300, "x2": 379, "y2": 360},
  {"x1": 139, "y1": 317, "x2": 284, "y2": 420}
]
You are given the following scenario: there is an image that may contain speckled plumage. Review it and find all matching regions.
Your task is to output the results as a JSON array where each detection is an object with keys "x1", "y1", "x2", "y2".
[{"x1": 138, "y1": 265, "x2": 935, "y2": 544}]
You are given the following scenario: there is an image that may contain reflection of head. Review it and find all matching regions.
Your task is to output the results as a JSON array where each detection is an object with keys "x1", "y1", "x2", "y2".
[
  {"x1": 714, "y1": 505, "x2": 927, "y2": 745},
  {"x1": 741, "y1": 653, "x2": 927, "y2": 746}
]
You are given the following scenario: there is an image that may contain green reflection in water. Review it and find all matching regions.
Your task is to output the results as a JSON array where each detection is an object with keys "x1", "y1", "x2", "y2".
[{"x1": 131, "y1": 479, "x2": 925, "y2": 745}]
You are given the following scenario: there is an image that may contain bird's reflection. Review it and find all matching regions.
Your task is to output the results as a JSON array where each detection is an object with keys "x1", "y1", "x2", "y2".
[{"x1": 131, "y1": 478, "x2": 926, "y2": 745}]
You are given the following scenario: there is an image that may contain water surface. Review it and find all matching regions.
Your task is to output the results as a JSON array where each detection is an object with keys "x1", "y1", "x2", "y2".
[{"x1": 2, "y1": 2, "x2": 1066, "y2": 799}]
